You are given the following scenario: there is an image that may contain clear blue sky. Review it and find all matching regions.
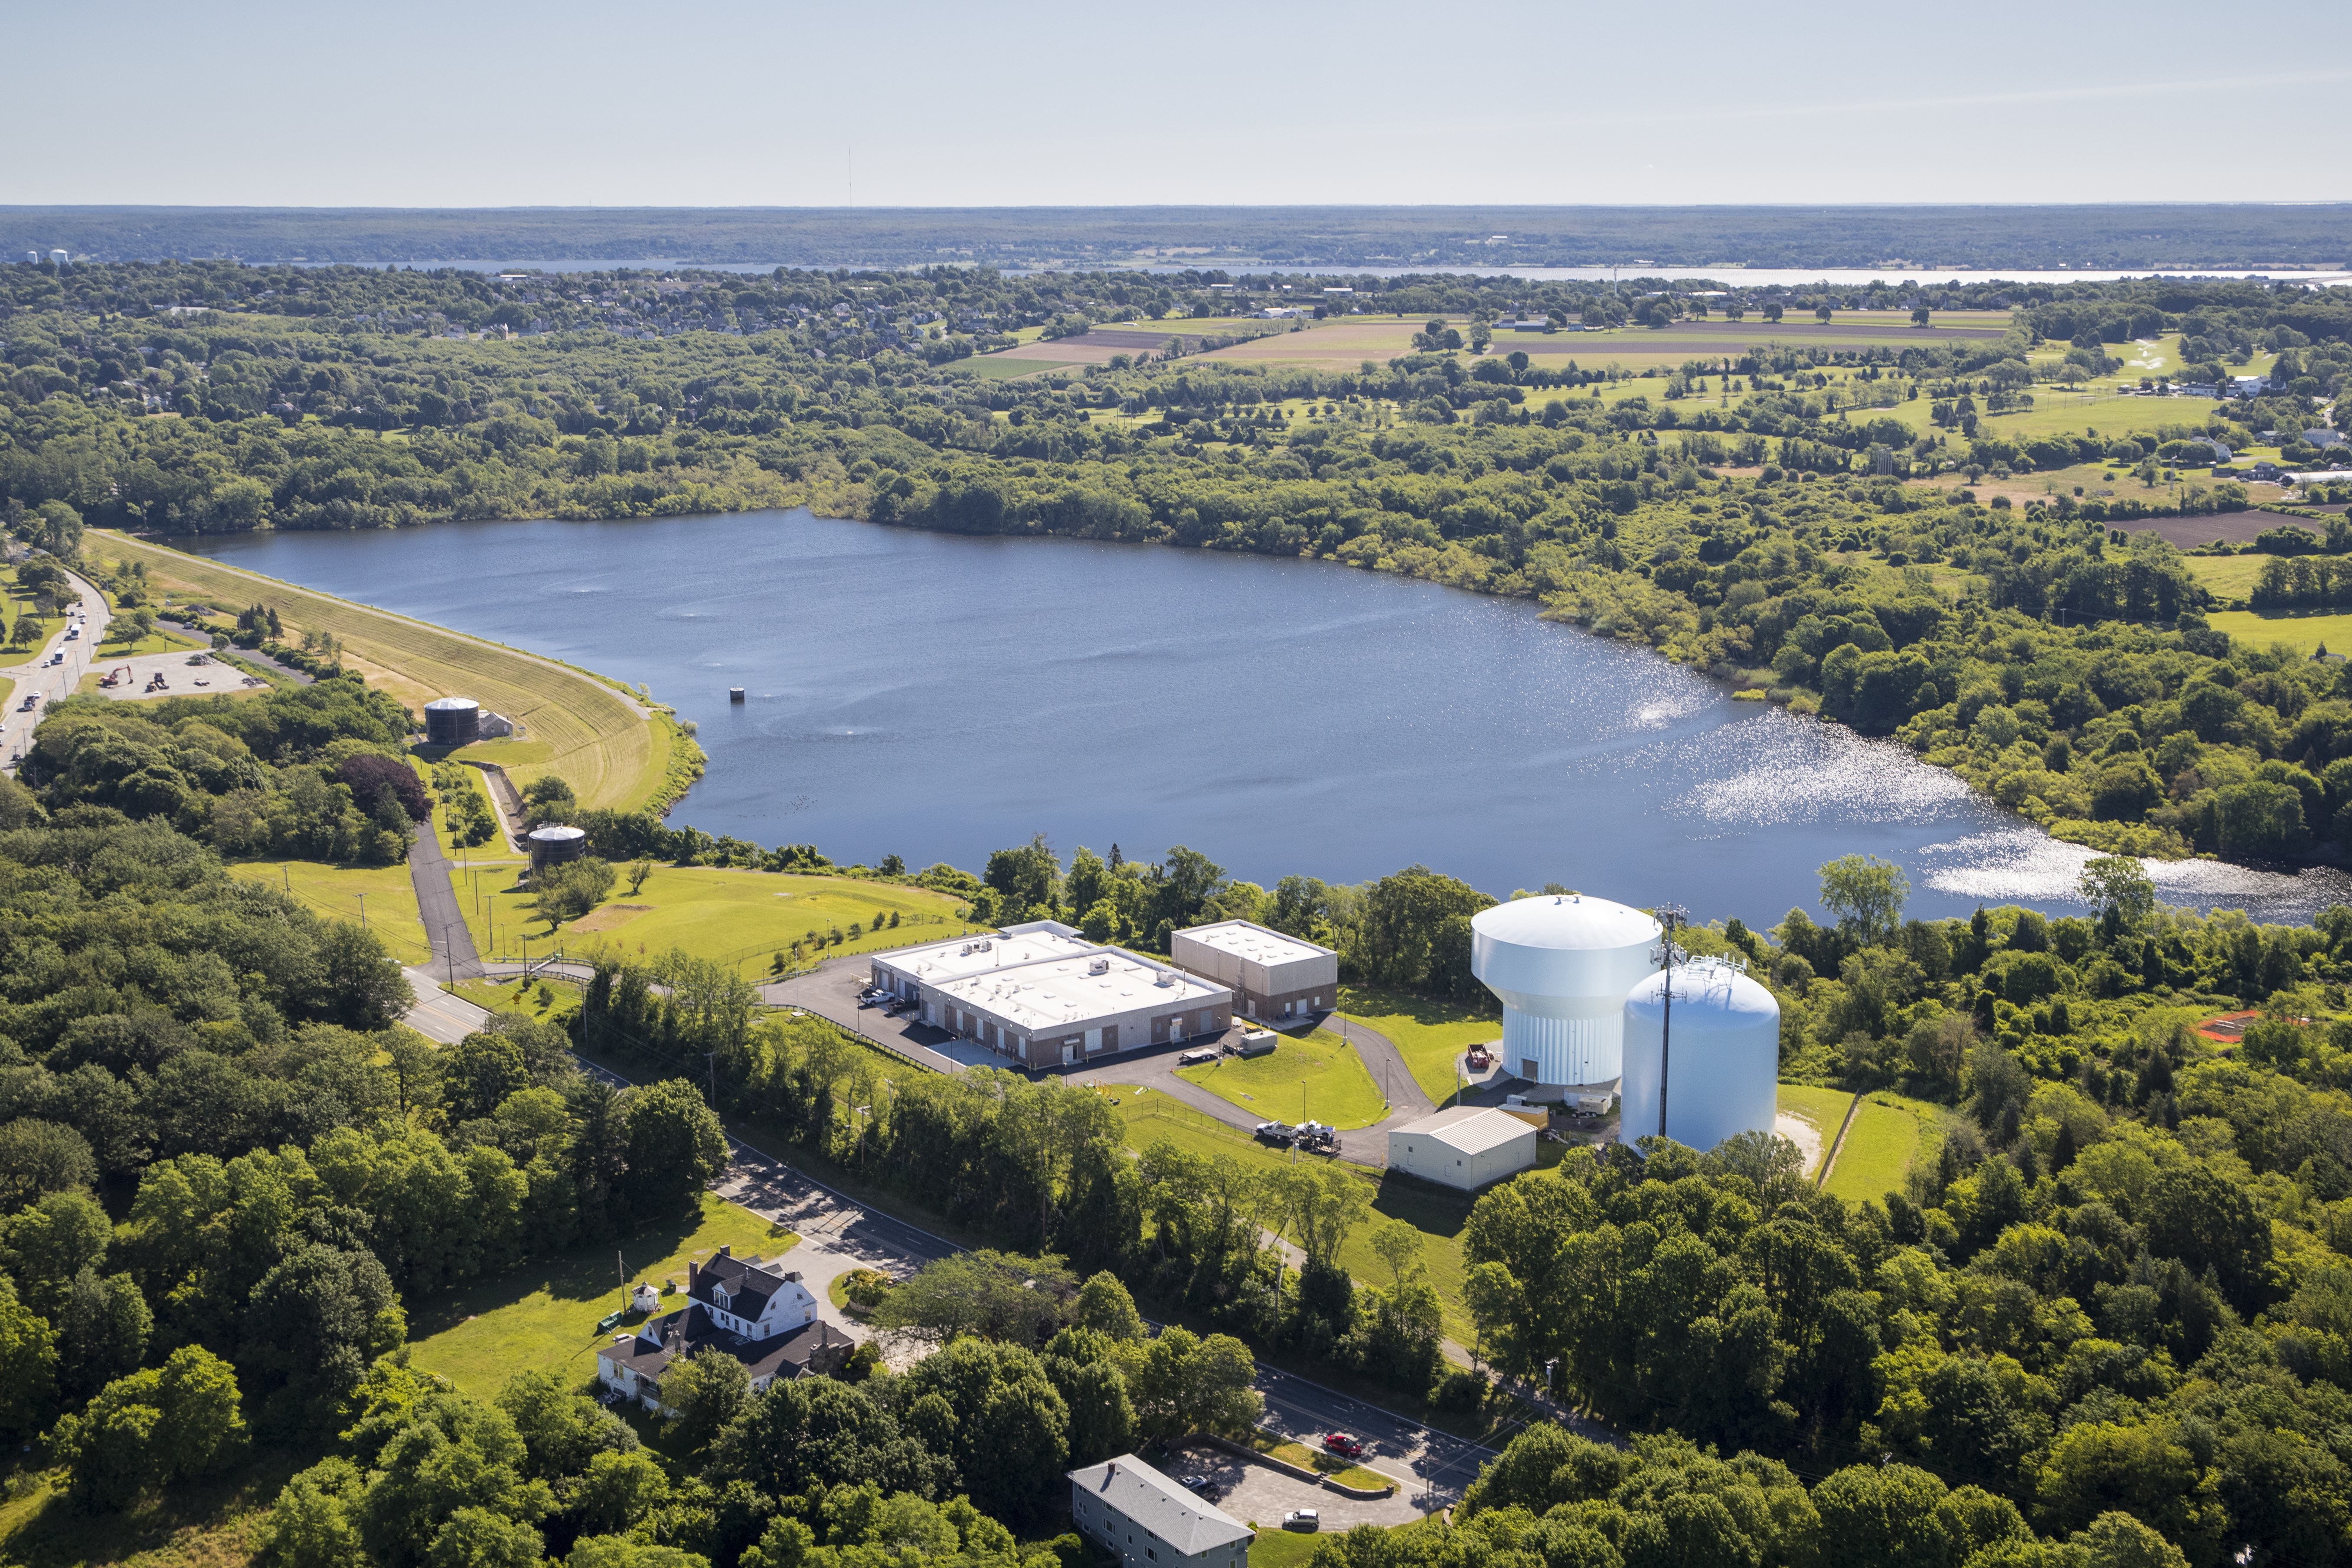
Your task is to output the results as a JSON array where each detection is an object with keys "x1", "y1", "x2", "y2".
[{"x1": 7, "y1": 0, "x2": 2344, "y2": 206}]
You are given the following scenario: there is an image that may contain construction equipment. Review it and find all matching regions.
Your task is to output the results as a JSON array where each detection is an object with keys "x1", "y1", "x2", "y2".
[{"x1": 99, "y1": 665, "x2": 131, "y2": 688}]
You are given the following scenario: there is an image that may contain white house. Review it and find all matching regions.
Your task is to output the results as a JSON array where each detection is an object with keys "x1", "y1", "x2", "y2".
[
  {"x1": 1069, "y1": 1456, "x2": 1251, "y2": 1568},
  {"x1": 596, "y1": 1247, "x2": 852, "y2": 1411}
]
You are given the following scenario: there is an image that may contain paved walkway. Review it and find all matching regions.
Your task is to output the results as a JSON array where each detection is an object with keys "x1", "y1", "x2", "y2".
[
  {"x1": 2, "y1": 564, "x2": 112, "y2": 775},
  {"x1": 407, "y1": 821, "x2": 484, "y2": 983}
]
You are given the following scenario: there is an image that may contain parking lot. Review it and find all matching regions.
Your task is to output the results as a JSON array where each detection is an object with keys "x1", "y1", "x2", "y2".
[
  {"x1": 91, "y1": 650, "x2": 264, "y2": 702},
  {"x1": 1163, "y1": 1442, "x2": 1428, "y2": 1529}
]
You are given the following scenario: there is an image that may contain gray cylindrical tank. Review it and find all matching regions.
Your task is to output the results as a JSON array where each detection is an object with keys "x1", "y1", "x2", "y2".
[
  {"x1": 527, "y1": 824, "x2": 587, "y2": 872},
  {"x1": 425, "y1": 696, "x2": 480, "y2": 746},
  {"x1": 1619, "y1": 958, "x2": 1780, "y2": 1154},
  {"x1": 1471, "y1": 894, "x2": 1660, "y2": 1087}
]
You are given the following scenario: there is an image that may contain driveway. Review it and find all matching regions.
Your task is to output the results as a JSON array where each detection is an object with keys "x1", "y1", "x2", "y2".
[{"x1": 1165, "y1": 1442, "x2": 1428, "y2": 1528}]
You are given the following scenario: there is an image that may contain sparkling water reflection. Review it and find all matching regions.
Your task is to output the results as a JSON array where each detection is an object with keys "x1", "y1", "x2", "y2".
[{"x1": 185, "y1": 511, "x2": 2352, "y2": 928}]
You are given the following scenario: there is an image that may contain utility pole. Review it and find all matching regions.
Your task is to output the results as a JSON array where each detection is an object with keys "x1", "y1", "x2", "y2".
[
  {"x1": 1651, "y1": 904, "x2": 1687, "y2": 1141},
  {"x1": 356, "y1": 892, "x2": 367, "y2": 928},
  {"x1": 445, "y1": 925, "x2": 454, "y2": 991}
]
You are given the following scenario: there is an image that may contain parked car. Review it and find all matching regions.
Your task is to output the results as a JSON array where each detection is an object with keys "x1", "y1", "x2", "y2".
[
  {"x1": 1179, "y1": 1474, "x2": 1218, "y2": 1498},
  {"x1": 1254, "y1": 1120, "x2": 1295, "y2": 1144},
  {"x1": 1322, "y1": 1433, "x2": 1363, "y2": 1458},
  {"x1": 1281, "y1": 1511, "x2": 1320, "y2": 1532}
]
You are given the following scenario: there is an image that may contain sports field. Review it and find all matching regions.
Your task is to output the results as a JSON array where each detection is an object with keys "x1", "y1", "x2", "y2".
[
  {"x1": 449, "y1": 860, "x2": 971, "y2": 975},
  {"x1": 1173, "y1": 1028, "x2": 1390, "y2": 1129},
  {"x1": 94, "y1": 529, "x2": 666, "y2": 811}
]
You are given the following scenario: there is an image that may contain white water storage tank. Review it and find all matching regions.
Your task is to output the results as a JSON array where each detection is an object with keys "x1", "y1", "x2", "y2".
[
  {"x1": 1470, "y1": 895, "x2": 1660, "y2": 1086},
  {"x1": 1619, "y1": 958, "x2": 1780, "y2": 1154}
]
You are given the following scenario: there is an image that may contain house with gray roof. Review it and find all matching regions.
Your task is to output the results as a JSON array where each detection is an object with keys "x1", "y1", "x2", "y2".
[
  {"x1": 1069, "y1": 1456, "x2": 1252, "y2": 1568},
  {"x1": 596, "y1": 1246, "x2": 852, "y2": 1412}
]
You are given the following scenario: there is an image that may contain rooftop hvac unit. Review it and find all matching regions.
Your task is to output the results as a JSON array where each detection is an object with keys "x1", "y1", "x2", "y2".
[
  {"x1": 1153, "y1": 969, "x2": 1175, "y2": 987},
  {"x1": 1088, "y1": 957, "x2": 1111, "y2": 975}
]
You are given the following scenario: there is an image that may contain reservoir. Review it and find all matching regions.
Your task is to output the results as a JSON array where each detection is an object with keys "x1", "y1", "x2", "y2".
[{"x1": 185, "y1": 511, "x2": 2350, "y2": 928}]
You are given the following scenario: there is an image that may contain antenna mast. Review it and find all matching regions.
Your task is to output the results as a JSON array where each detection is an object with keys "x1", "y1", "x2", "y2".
[{"x1": 1650, "y1": 905, "x2": 1687, "y2": 1141}]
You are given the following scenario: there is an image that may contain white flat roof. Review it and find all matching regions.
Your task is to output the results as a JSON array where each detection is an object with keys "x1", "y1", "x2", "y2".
[
  {"x1": 880, "y1": 927, "x2": 1097, "y2": 985},
  {"x1": 1175, "y1": 919, "x2": 1334, "y2": 966},
  {"x1": 1394, "y1": 1105, "x2": 1539, "y2": 1156},
  {"x1": 934, "y1": 947, "x2": 1223, "y2": 1034}
]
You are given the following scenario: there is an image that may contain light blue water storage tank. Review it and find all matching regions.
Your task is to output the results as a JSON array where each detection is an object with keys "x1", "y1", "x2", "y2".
[
  {"x1": 1470, "y1": 895, "x2": 1660, "y2": 1088},
  {"x1": 1619, "y1": 958, "x2": 1780, "y2": 1154}
]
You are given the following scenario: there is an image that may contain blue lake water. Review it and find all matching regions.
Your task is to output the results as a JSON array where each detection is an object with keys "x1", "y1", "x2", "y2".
[{"x1": 184, "y1": 511, "x2": 2352, "y2": 929}]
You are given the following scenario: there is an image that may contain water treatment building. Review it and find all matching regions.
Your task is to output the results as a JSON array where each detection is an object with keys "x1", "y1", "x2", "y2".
[{"x1": 869, "y1": 921, "x2": 1232, "y2": 1068}]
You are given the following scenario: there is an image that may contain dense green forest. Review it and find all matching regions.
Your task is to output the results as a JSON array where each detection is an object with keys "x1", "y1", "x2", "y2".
[{"x1": 9, "y1": 205, "x2": 2351, "y2": 270}]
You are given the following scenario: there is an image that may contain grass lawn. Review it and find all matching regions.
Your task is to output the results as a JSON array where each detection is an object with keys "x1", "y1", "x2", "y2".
[
  {"x1": 229, "y1": 857, "x2": 433, "y2": 966},
  {"x1": 1247, "y1": 1430, "x2": 1392, "y2": 1491},
  {"x1": 1822, "y1": 1092, "x2": 1943, "y2": 1206},
  {"x1": 2183, "y1": 555, "x2": 2270, "y2": 601},
  {"x1": 97, "y1": 529, "x2": 666, "y2": 813},
  {"x1": 405, "y1": 1194, "x2": 798, "y2": 1399},
  {"x1": 1775, "y1": 1084, "x2": 1854, "y2": 1180},
  {"x1": 92, "y1": 621, "x2": 207, "y2": 659},
  {"x1": 1175, "y1": 1029, "x2": 1389, "y2": 1130},
  {"x1": 2208, "y1": 609, "x2": 2352, "y2": 659},
  {"x1": 452, "y1": 862, "x2": 971, "y2": 975},
  {"x1": 1331, "y1": 986, "x2": 1501, "y2": 1105},
  {"x1": 429, "y1": 759, "x2": 507, "y2": 858},
  {"x1": 1250, "y1": 1527, "x2": 1324, "y2": 1568},
  {"x1": 1104, "y1": 1086, "x2": 1479, "y2": 1343}
]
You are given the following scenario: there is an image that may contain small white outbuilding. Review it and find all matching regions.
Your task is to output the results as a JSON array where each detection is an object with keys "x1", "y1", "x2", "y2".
[{"x1": 1387, "y1": 1106, "x2": 1540, "y2": 1190}]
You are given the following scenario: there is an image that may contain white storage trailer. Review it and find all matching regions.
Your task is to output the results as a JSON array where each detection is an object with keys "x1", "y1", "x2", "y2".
[{"x1": 1618, "y1": 957, "x2": 1780, "y2": 1154}]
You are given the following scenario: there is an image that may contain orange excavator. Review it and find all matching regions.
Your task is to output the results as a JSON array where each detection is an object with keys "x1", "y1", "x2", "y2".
[{"x1": 99, "y1": 665, "x2": 131, "y2": 688}]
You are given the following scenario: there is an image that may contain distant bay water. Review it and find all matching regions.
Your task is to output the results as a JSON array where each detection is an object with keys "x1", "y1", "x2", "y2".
[{"x1": 184, "y1": 513, "x2": 2352, "y2": 929}]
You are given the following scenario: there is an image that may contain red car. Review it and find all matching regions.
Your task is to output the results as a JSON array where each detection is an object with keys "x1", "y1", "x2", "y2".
[{"x1": 1322, "y1": 1433, "x2": 1363, "y2": 1459}]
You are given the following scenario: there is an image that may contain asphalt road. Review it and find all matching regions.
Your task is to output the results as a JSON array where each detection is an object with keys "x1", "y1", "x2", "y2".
[
  {"x1": 407, "y1": 821, "x2": 483, "y2": 983},
  {"x1": 2, "y1": 563, "x2": 111, "y2": 775}
]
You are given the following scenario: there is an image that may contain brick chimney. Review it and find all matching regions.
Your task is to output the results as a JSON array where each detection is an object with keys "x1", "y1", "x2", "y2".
[{"x1": 687, "y1": 1260, "x2": 700, "y2": 1291}]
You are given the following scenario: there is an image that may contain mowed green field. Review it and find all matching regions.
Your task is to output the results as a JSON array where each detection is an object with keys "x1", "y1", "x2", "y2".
[
  {"x1": 1333, "y1": 986, "x2": 1501, "y2": 1104},
  {"x1": 1821, "y1": 1092, "x2": 1944, "y2": 1205},
  {"x1": 229, "y1": 857, "x2": 434, "y2": 966},
  {"x1": 1102, "y1": 1084, "x2": 1481, "y2": 1344},
  {"x1": 1174, "y1": 1028, "x2": 1391, "y2": 1129},
  {"x1": 454, "y1": 862, "x2": 972, "y2": 974},
  {"x1": 2208, "y1": 609, "x2": 2352, "y2": 659},
  {"x1": 406, "y1": 1195, "x2": 797, "y2": 1398},
  {"x1": 1775, "y1": 1084, "x2": 1852, "y2": 1180}
]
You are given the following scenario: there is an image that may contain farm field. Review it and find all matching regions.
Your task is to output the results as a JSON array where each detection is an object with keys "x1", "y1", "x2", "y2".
[
  {"x1": 405, "y1": 1194, "x2": 797, "y2": 1399},
  {"x1": 1332, "y1": 986, "x2": 1500, "y2": 1104},
  {"x1": 94, "y1": 529, "x2": 666, "y2": 811},
  {"x1": 1101, "y1": 1083, "x2": 1480, "y2": 1345},
  {"x1": 1774, "y1": 1084, "x2": 1852, "y2": 1180},
  {"x1": 1820, "y1": 1091, "x2": 1943, "y2": 1205},
  {"x1": 1174, "y1": 1027, "x2": 1391, "y2": 1130},
  {"x1": 229, "y1": 857, "x2": 434, "y2": 965},
  {"x1": 451, "y1": 860, "x2": 972, "y2": 975},
  {"x1": 2208, "y1": 608, "x2": 2352, "y2": 659},
  {"x1": 2183, "y1": 555, "x2": 2270, "y2": 600}
]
